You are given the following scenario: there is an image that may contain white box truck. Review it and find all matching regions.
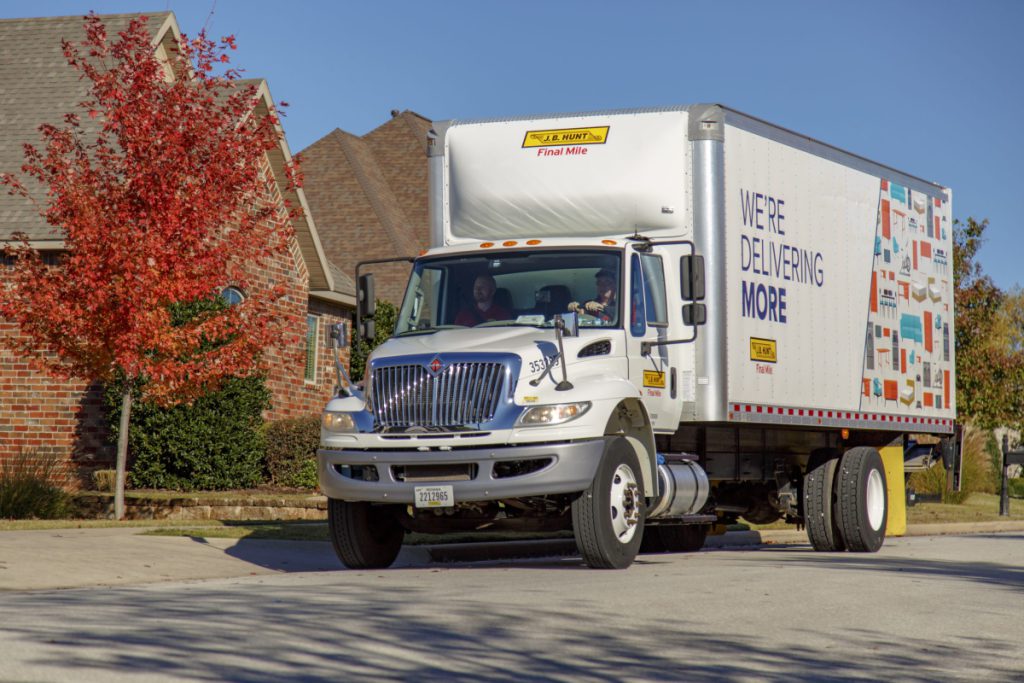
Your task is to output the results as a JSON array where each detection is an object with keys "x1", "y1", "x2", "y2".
[{"x1": 318, "y1": 104, "x2": 957, "y2": 569}]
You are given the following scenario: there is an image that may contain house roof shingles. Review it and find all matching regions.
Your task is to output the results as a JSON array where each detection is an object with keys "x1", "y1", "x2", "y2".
[{"x1": 0, "y1": 13, "x2": 172, "y2": 241}]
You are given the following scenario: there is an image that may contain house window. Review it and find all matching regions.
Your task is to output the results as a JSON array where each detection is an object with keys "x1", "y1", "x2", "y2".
[
  {"x1": 304, "y1": 314, "x2": 319, "y2": 383},
  {"x1": 221, "y1": 286, "x2": 245, "y2": 306}
]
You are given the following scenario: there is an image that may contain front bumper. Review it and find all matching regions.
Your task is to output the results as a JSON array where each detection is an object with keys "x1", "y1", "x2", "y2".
[{"x1": 317, "y1": 439, "x2": 605, "y2": 503}]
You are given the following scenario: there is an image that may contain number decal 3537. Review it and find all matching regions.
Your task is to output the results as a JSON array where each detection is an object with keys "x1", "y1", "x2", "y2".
[{"x1": 529, "y1": 355, "x2": 559, "y2": 373}]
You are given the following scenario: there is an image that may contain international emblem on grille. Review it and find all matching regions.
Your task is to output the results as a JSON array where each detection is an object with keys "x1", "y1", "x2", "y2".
[{"x1": 371, "y1": 360, "x2": 507, "y2": 429}]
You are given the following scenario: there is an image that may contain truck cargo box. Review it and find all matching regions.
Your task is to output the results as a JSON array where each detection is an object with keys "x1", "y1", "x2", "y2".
[{"x1": 435, "y1": 105, "x2": 955, "y2": 433}]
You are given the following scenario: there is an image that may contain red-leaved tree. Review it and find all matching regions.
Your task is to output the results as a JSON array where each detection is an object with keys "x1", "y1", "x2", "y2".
[{"x1": 0, "y1": 14, "x2": 298, "y2": 518}]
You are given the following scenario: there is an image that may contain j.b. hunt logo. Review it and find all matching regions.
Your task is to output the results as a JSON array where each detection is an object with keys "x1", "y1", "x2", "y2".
[{"x1": 522, "y1": 126, "x2": 610, "y2": 148}]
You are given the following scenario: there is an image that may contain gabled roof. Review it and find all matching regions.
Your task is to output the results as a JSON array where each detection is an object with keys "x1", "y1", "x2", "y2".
[
  {"x1": 299, "y1": 110, "x2": 432, "y2": 302},
  {"x1": 0, "y1": 12, "x2": 353, "y2": 302}
]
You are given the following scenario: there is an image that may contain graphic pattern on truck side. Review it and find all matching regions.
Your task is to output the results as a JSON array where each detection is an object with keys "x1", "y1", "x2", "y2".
[{"x1": 860, "y1": 179, "x2": 954, "y2": 417}]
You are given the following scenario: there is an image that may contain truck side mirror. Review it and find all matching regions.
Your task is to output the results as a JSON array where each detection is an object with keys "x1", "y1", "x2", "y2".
[
  {"x1": 358, "y1": 274, "x2": 376, "y2": 319},
  {"x1": 681, "y1": 255, "x2": 705, "y2": 301},
  {"x1": 330, "y1": 322, "x2": 349, "y2": 349},
  {"x1": 682, "y1": 303, "x2": 706, "y2": 326},
  {"x1": 558, "y1": 312, "x2": 580, "y2": 338}
]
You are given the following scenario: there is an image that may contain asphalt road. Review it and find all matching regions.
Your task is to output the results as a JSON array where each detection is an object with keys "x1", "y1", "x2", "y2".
[{"x1": 1, "y1": 531, "x2": 1022, "y2": 682}]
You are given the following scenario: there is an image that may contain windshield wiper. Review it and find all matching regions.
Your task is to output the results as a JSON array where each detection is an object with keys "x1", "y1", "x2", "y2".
[
  {"x1": 396, "y1": 324, "x2": 467, "y2": 337},
  {"x1": 474, "y1": 320, "x2": 545, "y2": 328}
]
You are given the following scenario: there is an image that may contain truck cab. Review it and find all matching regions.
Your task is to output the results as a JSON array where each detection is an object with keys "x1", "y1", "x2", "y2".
[{"x1": 320, "y1": 236, "x2": 710, "y2": 569}]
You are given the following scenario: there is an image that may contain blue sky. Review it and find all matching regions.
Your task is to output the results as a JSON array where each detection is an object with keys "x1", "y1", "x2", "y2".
[{"x1": 5, "y1": 1, "x2": 1022, "y2": 291}]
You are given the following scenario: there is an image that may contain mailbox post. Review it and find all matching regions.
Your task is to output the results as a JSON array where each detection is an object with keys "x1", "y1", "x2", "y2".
[{"x1": 1000, "y1": 434, "x2": 1024, "y2": 516}]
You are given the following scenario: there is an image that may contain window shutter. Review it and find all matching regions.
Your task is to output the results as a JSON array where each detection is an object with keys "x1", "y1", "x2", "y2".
[{"x1": 304, "y1": 314, "x2": 318, "y2": 382}]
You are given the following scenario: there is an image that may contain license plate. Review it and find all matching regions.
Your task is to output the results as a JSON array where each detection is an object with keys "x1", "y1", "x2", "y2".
[{"x1": 414, "y1": 485, "x2": 454, "y2": 508}]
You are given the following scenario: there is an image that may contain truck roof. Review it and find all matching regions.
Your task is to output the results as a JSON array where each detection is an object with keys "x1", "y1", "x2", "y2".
[{"x1": 441, "y1": 104, "x2": 948, "y2": 201}]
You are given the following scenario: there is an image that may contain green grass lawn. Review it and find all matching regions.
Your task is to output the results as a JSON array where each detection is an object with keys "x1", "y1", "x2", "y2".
[
  {"x1": 143, "y1": 521, "x2": 330, "y2": 542},
  {"x1": 0, "y1": 517, "x2": 230, "y2": 531}
]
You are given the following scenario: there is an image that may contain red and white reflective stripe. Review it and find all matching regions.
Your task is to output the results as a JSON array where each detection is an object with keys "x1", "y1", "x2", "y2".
[{"x1": 729, "y1": 403, "x2": 955, "y2": 430}]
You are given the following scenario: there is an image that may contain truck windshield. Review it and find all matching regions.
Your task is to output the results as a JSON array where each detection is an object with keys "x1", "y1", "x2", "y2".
[{"x1": 394, "y1": 249, "x2": 622, "y2": 335}]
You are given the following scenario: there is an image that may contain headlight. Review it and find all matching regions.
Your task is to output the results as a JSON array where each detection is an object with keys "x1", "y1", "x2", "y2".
[
  {"x1": 322, "y1": 411, "x2": 357, "y2": 433},
  {"x1": 516, "y1": 402, "x2": 591, "y2": 427}
]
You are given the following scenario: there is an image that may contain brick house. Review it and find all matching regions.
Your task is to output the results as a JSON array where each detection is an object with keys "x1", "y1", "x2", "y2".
[
  {"x1": 300, "y1": 110, "x2": 433, "y2": 307},
  {"x1": 0, "y1": 12, "x2": 355, "y2": 482}
]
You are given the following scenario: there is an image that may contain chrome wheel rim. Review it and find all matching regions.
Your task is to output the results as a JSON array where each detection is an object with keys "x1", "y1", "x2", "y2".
[
  {"x1": 609, "y1": 463, "x2": 641, "y2": 543},
  {"x1": 866, "y1": 468, "x2": 886, "y2": 531}
]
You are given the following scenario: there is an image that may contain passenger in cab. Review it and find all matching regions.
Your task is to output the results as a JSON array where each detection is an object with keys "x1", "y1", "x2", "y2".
[{"x1": 568, "y1": 268, "x2": 618, "y2": 324}]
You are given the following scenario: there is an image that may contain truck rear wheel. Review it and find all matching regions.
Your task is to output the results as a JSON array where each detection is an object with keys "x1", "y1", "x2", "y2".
[
  {"x1": 803, "y1": 449, "x2": 845, "y2": 552},
  {"x1": 572, "y1": 438, "x2": 645, "y2": 569},
  {"x1": 328, "y1": 499, "x2": 404, "y2": 569},
  {"x1": 834, "y1": 447, "x2": 887, "y2": 552}
]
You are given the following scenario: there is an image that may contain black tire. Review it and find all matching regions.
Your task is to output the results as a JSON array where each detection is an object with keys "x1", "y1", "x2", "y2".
[
  {"x1": 834, "y1": 447, "x2": 888, "y2": 552},
  {"x1": 657, "y1": 524, "x2": 710, "y2": 553},
  {"x1": 572, "y1": 438, "x2": 645, "y2": 569},
  {"x1": 804, "y1": 448, "x2": 845, "y2": 552},
  {"x1": 328, "y1": 499, "x2": 404, "y2": 569}
]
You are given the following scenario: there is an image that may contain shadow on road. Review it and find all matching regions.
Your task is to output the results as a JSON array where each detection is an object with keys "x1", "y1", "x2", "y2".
[
  {"x1": 746, "y1": 536, "x2": 1024, "y2": 591},
  {"x1": 0, "y1": 574, "x2": 1017, "y2": 682},
  {"x1": 195, "y1": 536, "x2": 341, "y2": 574}
]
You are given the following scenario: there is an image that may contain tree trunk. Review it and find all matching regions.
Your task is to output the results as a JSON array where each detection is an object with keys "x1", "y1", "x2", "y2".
[{"x1": 114, "y1": 385, "x2": 132, "y2": 521}]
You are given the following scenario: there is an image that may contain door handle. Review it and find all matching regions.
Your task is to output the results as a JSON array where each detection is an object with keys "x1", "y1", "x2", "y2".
[{"x1": 670, "y1": 367, "x2": 677, "y2": 400}]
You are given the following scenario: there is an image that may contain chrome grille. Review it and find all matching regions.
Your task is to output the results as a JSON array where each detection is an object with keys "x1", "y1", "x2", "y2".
[{"x1": 371, "y1": 361, "x2": 507, "y2": 429}]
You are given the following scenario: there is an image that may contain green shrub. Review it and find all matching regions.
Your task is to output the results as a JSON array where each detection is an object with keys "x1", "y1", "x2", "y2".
[
  {"x1": 0, "y1": 450, "x2": 71, "y2": 519},
  {"x1": 1009, "y1": 478, "x2": 1024, "y2": 499},
  {"x1": 350, "y1": 299, "x2": 397, "y2": 381},
  {"x1": 106, "y1": 375, "x2": 271, "y2": 491},
  {"x1": 265, "y1": 416, "x2": 321, "y2": 489}
]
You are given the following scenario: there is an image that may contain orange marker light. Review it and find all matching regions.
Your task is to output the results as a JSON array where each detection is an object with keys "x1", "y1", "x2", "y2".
[
  {"x1": 502, "y1": 240, "x2": 518, "y2": 247},
  {"x1": 480, "y1": 242, "x2": 494, "y2": 248},
  {"x1": 841, "y1": 428, "x2": 849, "y2": 440},
  {"x1": 602, "y1": 239, "x2": 617, "y2": 245},
  {"x1": 526, "y1": 239, "x2": 542, "y2": 245}
]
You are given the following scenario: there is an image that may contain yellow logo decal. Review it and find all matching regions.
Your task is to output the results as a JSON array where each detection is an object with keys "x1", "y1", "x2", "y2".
[
  {"x1": 750, "y1": 338, "x2": 777, "y2": 363},
  {"x1": 643, "y1": 370, "x2": 666, "y2": 388},
  {"x1": 522, "y1": 126, "x2": 610, "y2": 148}
]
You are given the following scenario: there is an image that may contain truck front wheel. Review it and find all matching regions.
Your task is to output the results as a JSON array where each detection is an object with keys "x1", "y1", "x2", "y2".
[
  {"x1": 834, "y1": 447, "x2": 888, "y2": 552},
  {"x1": 572, "y1": 437, "x2": 646, "y2": 569},
  {"x1": 328, "y1": 499, "x2": 405, "y2": 569}
]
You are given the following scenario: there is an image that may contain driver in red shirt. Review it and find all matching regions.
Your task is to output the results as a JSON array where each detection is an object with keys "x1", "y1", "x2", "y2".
[{"x1": 455, "y1": 273, "x2": 512, "y2": 326}]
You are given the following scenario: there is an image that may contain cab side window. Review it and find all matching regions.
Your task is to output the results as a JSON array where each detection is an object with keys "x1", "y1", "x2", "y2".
[
  {"x1": 639, "y1": 253, "x2": 668, "y2": 326},
  {"x1": 630, "y1": 254, "x2": 646, "y2": 337}
]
